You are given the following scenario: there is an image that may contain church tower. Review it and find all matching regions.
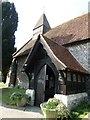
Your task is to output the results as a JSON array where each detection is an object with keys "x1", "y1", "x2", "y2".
[{"x1": 33, "y1": 14, "x2": 51, "y2": 36}]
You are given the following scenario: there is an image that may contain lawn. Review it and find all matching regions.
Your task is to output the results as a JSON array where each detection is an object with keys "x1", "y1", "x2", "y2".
[
  {"x1": 0, "y1": 82, "x2": 7, "y2": 101},
  {"x1": 0, "y1": 82, "x2": 26, "y2": 105},
  {"x1": 1, "y1": 87, "x2": 26, "y2": 105},
  {"x1": 0, "y1": 82, "x2": 90, "y2": 119}
]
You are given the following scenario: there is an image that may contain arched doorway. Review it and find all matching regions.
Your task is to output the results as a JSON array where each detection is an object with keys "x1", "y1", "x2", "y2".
[
  {"x1": 35, "y1": 63, "x2": 58, "y2": 106},
  {"x1": 35, "y1": 65, "x2": 46, "y2": 106},
  {"x1": 45, "y1": 65, "x2": 55, "y2": 101}
]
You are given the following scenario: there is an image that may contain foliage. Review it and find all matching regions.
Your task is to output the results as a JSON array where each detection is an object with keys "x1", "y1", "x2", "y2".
[
  {"x1": 2, "y1": 1, "x2": 18, "y2": 82},
  {"x1": 56, "y1": 103, "x2": 70, "y2": 119},
  {"x1": 43, "y1": 98, "x2": 60, "y2": 109},
  {"x1": 40, "y1": 98, "x2": 70, "y2": 119},
  {"x1": 10, "y1": 92, "x2": 28, "y2": 106},
  {"x1": 1, "y1": 87, "x2": 26, "y2": 105},
  {"x1": 70, "y1": 101, "x2": 90, "y2": 119},
  {"x1": 41, "y1": 98, "x2": 90, "y2": 119}
]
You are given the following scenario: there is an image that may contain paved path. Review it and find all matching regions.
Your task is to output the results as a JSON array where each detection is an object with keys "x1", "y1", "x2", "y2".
[
  {"x1": 0, "y1": 104, "x2": 44, "y2": 119},
  {"x1": 0, "y1": 102, "x2": 90, "y2": 119}
]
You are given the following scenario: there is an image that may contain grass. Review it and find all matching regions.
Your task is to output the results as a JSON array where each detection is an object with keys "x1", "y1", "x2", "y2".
[
  {"x1": 0, "y1": 82, "x2": 90, "y2": 119},
  {"x1": 70, "y1": 101, "x2": 90, "y2": 119},
  {"x1": 0, "y1": 82, "x2": 7, "y2": 100},
  {"x1": 1, "y1": 87, "x2": 26, "y2": 105},
  {"x1": 0, "y1": 82, "x2": 26, "y2": 105}
]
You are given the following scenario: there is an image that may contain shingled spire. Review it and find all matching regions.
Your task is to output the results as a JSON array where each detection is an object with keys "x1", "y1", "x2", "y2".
[{"x1": 33, "y1": 13, "x2": 51, "y2": 36}]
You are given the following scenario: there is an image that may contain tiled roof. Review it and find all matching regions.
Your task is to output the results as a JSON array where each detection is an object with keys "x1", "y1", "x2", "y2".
[
  {"x1": 13, "y1": 38, "x2": 36, "y2": 57},
  {"x1": 14, "y1": 13, "x2": 90, "y2": 61},
  {"x1": 44, "y1": 13, "x2": 89, "y2": 45},
  {"x1": 43, "y1": 36, "x2": 88, "y2": 74}
]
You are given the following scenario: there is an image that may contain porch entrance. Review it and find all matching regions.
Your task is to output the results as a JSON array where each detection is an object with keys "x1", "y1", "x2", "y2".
[
  {"x1": 36, "y1": 64, "x2": 56, "y2": 106},
  {"x1": 45, "y1": 65, "x2": 55, "y2": 101}
]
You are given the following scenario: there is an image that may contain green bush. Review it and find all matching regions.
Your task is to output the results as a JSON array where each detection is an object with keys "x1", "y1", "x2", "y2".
[
  {"x1": 70, "y1": 101, "x2": 90, "y2": 119},
  {"x1": 2, "y1": 87, "x2": 26, "y2": 105},
  {"x1": 10, "y1": 92, "x2": 28, "y2": 106},
  {"x1": 43, "y1": 98, "x2": 60, "y2": 109}
]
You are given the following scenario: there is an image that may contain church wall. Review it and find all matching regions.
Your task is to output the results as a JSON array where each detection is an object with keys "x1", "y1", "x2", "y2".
[
  {"x1": 16, "y1": 56, "x2": 29, "y2": 88},
  {"x1": 54, "y1": 92, "x2": 88, "y2": 110},
  {"x1": 88, "y1": 42, "x2": 90, "y2": 72},
  {"x1": 67, "y1": 42, "x2": 90, "y2": 73}
]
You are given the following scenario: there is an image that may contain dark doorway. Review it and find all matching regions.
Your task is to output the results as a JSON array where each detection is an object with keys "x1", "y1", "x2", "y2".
[
  {"x1": 35, "y1": 63, "x2": 57, "y2": 106},
  {"x1": 45, "y1": 65, "x2": 55, "y2": 101},
  {"x1": 36, "y1": 65, "x2": 46, "y2": 106}
]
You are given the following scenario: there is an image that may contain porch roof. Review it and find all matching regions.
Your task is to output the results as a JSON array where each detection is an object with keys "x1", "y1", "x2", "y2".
[
  {"x1": 23, "y1": 35, "x2": 89, "y2": 74},
  {"x1": 13, "y1": 38, "x2": 36, "y2": 57},
  {"x1": 42, "y1": 35, "x2": 89, "y2": 74}
]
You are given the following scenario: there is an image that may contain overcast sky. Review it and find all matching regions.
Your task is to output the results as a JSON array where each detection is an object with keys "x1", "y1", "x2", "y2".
[{"x1": 8, "y1": 0, "x2": 90, "y2": 50}]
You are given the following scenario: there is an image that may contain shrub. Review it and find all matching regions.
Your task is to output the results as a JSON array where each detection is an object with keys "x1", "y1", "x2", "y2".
[
  {"x1": 70, "y1": 101, "x2": 90, "y2": 119},
  {"x1": 56, "y1": 103, "x2": 70, "y2": 119},
  {"x1": 10, "y1": 92, "x2": 28, "y2": 106},
  {"x1": 40, "y1": 98, "x2": 70, "y2": 119}
]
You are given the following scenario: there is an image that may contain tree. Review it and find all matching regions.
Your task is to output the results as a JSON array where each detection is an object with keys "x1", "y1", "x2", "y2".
[{"x1": 2, "y1": 1, "x2": 18, "y2": 82}]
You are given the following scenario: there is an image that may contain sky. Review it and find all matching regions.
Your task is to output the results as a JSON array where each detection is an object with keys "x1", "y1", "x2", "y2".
[{"x1": 7, "y1": 0, "x2": 90, "y2": 50}]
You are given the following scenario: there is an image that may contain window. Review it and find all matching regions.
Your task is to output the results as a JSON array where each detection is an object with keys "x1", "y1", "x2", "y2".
[
  {"x1": 73, "y1": 73, "x2": 76, "y2": 82},
  {"x1": 78, "y1": 74, "x2": 81, "y2": 82},
  {"x1": 81, "y1": 75, "x2": 84, "y2": 82},
  {"x1": 67, "y1": 72, "x2": 71, "y2": 81},
  {"x1": 82, "y1": 75, "x2": 85, "y2": 82}
]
